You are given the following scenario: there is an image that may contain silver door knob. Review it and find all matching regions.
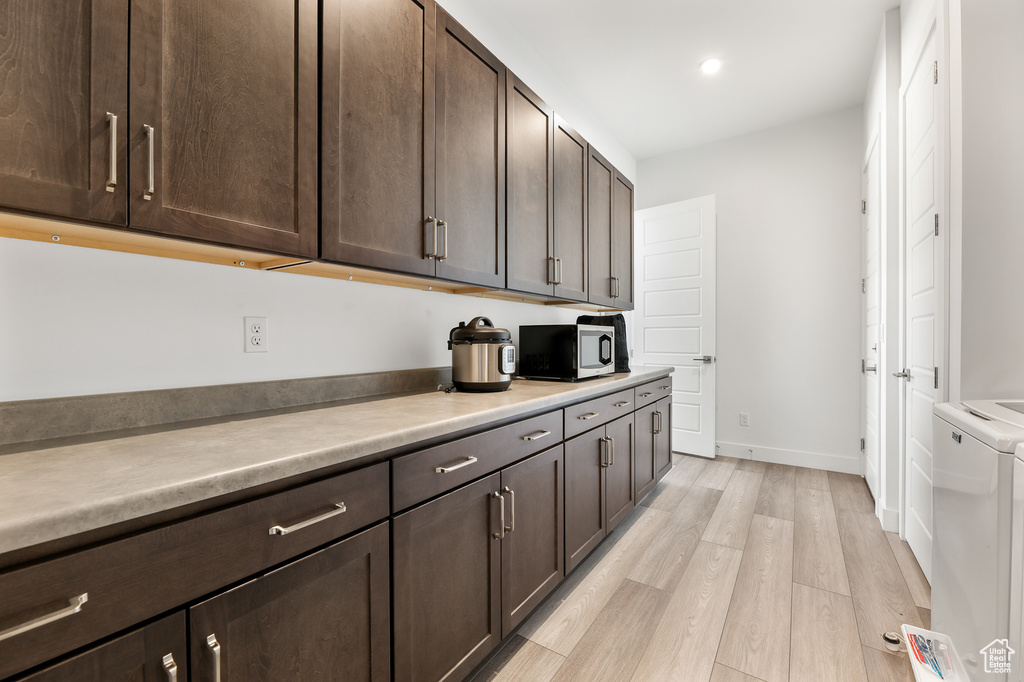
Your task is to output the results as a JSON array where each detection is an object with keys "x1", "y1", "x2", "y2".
[
  {"x1": 692, "y1": 356, "x2": 715, "y2": 364},
  {"x1": 893, "y1": 370, "x2": 910, "y2": 379}
]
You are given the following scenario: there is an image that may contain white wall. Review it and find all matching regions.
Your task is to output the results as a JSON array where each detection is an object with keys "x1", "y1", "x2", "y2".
[
  {"x1": 0, "y1": 236, "x2": 596, "y2": 400},
  {"x1": 863, "y1": 8, "x2": 901, "y2": 530},
  {"x1": 954, "y1": 0, "x2": 1024, "y2": 400},
  {"x1": 637, "y1": 107, "x2": 863, "y2": 472}
]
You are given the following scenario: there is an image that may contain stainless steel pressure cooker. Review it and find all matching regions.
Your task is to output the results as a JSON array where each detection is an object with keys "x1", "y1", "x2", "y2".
[{"x1": 448, "y1": 317, "x2": 516, "y2": 392}]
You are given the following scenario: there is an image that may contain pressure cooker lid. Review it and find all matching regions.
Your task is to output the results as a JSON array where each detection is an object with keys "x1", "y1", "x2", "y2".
[{"x1": 449, "y1": 316, "x2": 512, "y2": 343}]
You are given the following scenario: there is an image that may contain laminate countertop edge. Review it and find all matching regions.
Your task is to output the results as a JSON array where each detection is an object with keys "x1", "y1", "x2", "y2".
[{"x1": 0, "y1": 367, "x2": 672, "y2": 556}]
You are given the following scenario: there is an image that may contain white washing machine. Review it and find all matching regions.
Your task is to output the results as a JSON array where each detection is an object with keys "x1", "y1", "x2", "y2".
[{"x1": 933, "y1": 400, "x2": 1024, "y2": 682}]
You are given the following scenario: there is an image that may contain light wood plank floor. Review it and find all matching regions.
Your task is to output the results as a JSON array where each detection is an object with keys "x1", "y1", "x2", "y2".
[{"x1": 470, "y1": 455, "x2": 927, "y2": 682}]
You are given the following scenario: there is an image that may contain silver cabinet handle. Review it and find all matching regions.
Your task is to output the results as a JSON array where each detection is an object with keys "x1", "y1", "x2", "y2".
[
  {"x1": 493, "y1": 491, "x2": 506, "y2": 539},
  {"x1": 162, "y1": 654, "x2": 178, "y2": 682},
  {"x1": 0, "y1": 593, "x2": 88, "y2": 642},
  {"x1": 435, "y1": 456, "x2": 477, "y2": 474},
  {"x1": 639, "y1": 391, "x2": 653, "y2": 398},
  {"x1": 654, "y1": 410, "x2": 663, "y2": 435},
  {"x1": 425, "y1": 216, "x2": 438, "y2": 258},
  {"x1": 659, "y1": 385, "x2": 671, "y2": 390},
  {"x1": 268, "y1": 503, "x2": 346, "y2": 535},
  {"x1": 599, "y1": 436, "x2": 609, "y2": 467},
  {"x1": 206, "y1": 634, "x2": 221, "y2": 682},
  {"x1": 522, "y1": 430, "x2": 551, "y2": 442},
  {"x1": 548, "y1": 256, "x2": 556, "y2": 285},
  {"x1": 614, "y1": 400, "x2": 631, "y2": 408},
  {"x1": 437, "y1": 220, "x2": 448, "y2": 261},
  {"x1": 578, "y1": 411, "x2": 599, "y2": 421},
  {"x1": 608, "y1": 436, "x2": 615, "y2": 466},
  {"x1": 503, "y1": 486, "x2": 515, "y2": 533},
  {"x1": 893, "y1": 370, "x2": 910, "y2": 379},
  {"x1": 555, "y1": 258, "x2": 563, "y2": 285},
  {"x1": 106, "y1": 113, "x2": 117, "y2": 192},
  {"x1": 609, "y1": 277, "x2": 616, "y2": 298},
  {"x1": 144, "y1": 125, "x2": 155, "y2": 200}
]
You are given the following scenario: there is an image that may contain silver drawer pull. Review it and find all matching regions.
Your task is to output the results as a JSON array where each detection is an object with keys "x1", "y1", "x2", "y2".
[
  {"x1": 578, "y1": 412, "x2": 599, "y2": 420},
  {"x1": 659, "y1": 385, "x2": 670, "y2": 390},
  {"x1": 614, "y1": 400, "x2": 631, "y2": 408},
  {"x1": 0, "y1": 592, "x2": 88, "y2": 642},
  {"x1": 522, "y1": 430, "x2": 551, "y2": 442},
  {"x1": 268, "y1": 503, "x2": 346, "y2": 535},
  {"x1": 105, "y1": 113, "x2": 117, "y2": 192},
  {"x1": 639, "y1": 391, "x2": 653, "y2": 397},
  {"x1": 207, "y1": 634, "x2": 221, "y2": 682},
  {"x1": 435, "y1": 456, "x2": 477, "y2": 474},
  {"x1": 163, "y1": 653, "x2": 178, "y2": 682}
]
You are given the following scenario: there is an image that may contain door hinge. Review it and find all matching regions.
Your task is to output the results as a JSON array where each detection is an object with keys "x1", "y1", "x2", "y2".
[
  {"x1": 860, "y1": 438, "x2": 866, "y2": 452},
  {"x1": 861, "y1": 200, "x2": 867, "y2": 214},
  {"x1": 934, "y1": 213, "x2": 939, "y2": 236},
  {"x1": 934, "y1": 366, "x2": 939, "y2": 389},
  {"x1": 861, "y1": 278, "x2": 866, "y2": 293},
  {"x1": 933, "y1": 61, "x2": 938, "y2": 84}
]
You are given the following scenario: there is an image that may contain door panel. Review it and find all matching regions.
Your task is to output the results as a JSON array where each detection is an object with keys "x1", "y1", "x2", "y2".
[
  {"x1": 864, "y1": 133, "x2": 881, "y2": 499},
  {"x1": 190, "y1": 523, "x2": 390, "y2": 682},
  {"x1": 434, "y1": 12, "x2": 505, "y2": 287},
  {"x1": 552, "y1": 117, "x2": 588, "y2": 302},
  {"x1": 500, "y1": 445, "x2": 564, "y2": 637},
  {"x1": 587, "y1": 147, "x2": 614, "y2": 307},
  {"x1": 635, "y1": 196, "x2": 717, "y2": 457},
  {"x1": 605, "y1": 416, "x2": 635, "y2": 532},
  {"x1": 393, "y1": 475, "x2": 501, "y2": 682},
  {"x1": 564, "y1": 428, "x2": 606, "y2": 573},
  {"x1": 506, "y1": 77, "x2": 553, "y2": 296},
  {"x1": 130, "y1": 0, "x2": 317, "y2": 256},
  {"x1": 902, "y1": 25, "x2": 941, "y2": 581},
  {"x1": 0, "y1": 0, "x2": 128, "y2": 225},
  {"x1": 18, "y1": 612, "x2": 185, "y2": 682},
  {"x1": 321, "y1": 0, "x2": 435, "y2": 275}
]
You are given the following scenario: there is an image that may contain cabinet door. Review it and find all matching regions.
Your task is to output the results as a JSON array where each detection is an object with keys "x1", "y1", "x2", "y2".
[
  {"x1": 190, "y1": 523, "x2": 390, "y2": 682},
  {"x1": 552, "y1": 117, "x2": 588, "y2": 302},
  {"x1": 17, "y1": 612, "x2": 185, "y2": 682},
  {"x1": 612, "y1": 171, "x2": 634, "y2": 308},
  {"x1": 505, "y1": 76, "x2": 554, "y2": 296},
  {"x1": 655, "y1": 397, "x2": 673, "y2": 480},
  {"x1": 0, "y1": 0, "x2": 127, "y2": 225},
  {"x1": 587, "y1": 146, "x2": 615, "y2": 307},
  {"x1": 129, "y1": 0, "x2": 317, "y2": 256},
  {"x1": 434, "y1": 11, "x2": 506, "y2": 288},
  {"x1": 500, "y1": 445, "x2": 563, "y2": 636},
  {"x1": 605, "y1": 415, "x2": 635, "y2": 533},
  {"x1": 564, "y1": 428, "x2": 606, "y2": 573},
  {"x1": 321, "y1": 0, "x2": 436, "y2": 276},
  {"x1": 393, "y1": 474, "x2": 501, "y2": 682},
  {"x1": 634, "y1": 402, "x2": 658, "y2": 502}
]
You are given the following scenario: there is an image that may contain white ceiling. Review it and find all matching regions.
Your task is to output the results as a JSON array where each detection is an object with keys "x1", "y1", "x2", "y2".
[{"x1": 488, "y1": 0, "x2": 901, "y2": 160}]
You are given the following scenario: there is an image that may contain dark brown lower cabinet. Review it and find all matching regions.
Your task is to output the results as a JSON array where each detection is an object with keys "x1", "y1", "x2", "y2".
[
  {"x1": 654, "y1": 397, "x2": 673, "y2": 481},
  {"x1": 564, "y1": 414, "x2": 634, "y2": 574},
  {"x1": 17, "y1": 611, "x2": 185, "y2": 682},
  {"x1": 500, "y1": 445, "x2": 564, "y2": 637},
  {"x1": 634, "y1": 402, "x2": 658, "y2": 502},
  {"x1": 189, "y1": 522, "x2": 390, "y2": 682}
]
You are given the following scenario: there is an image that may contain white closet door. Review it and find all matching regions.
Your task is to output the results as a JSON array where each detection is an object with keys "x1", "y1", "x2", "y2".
[
  {"x1": 635, "y1": 195, "x2": 716, "y2": 457},
  {"x1": 863, "y1": 132, "x2": 882, "y2": 501}
]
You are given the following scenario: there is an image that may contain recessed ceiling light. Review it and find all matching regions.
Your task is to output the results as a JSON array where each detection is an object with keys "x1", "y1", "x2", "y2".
[{"x1": 700, "y1": 58, "x2": 722, "y2": 75}]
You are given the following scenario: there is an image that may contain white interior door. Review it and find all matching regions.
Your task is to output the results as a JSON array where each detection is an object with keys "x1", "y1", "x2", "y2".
[
  {"x1": 901, "y1": 23, "x2": 942, "y2": 581},
  {"x1": 863, "y1": 132, "x2": 881, "y2": 501},
  {"x1": 635, "y1": 195, "x2": 716, "y2": 458}
]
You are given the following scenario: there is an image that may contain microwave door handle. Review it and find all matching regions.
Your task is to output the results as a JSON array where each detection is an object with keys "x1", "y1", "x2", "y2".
[{"x1": 599, "y1": 334, "x2": 614, "y2": 366}]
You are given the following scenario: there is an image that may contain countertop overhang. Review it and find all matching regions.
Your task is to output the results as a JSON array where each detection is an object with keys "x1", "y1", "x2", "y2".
[{"x1": 0, "y1": 367, "x2": 672, "y2": 556}]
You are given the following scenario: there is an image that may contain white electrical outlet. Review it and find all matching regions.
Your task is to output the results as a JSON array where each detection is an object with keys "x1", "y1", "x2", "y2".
[
  {"x1": 739, "y1": 412, "x2": 749, "y2": 426},
  {"x1": 245, "y1": 317, "x2": 268, "y2": 353}
]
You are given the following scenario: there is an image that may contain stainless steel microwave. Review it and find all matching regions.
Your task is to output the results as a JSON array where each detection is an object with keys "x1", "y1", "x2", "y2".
[{"x1": 517, "y1": 324, "x2": 615, "y2": 380}]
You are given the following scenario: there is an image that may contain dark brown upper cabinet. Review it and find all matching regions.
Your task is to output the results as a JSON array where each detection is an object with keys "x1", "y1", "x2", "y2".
[
  {"x1": 128, "y1": 0, "x2": 318, "y2": 257},
  {"x1": 322, "y1": 0, "x2": 506, "y2": 288},
  {"x1": 505, "y1": 76, "x2": 554, "y2": 296},
  {"x1": 0, "y1": 0, "x2": 128, "y2": 226},
  {"x1": 552, "y1": 117, "x2": 589, "y2": 302},
  {"x1": 588, "y1": 147, "x2": 633, "y2": 309}
]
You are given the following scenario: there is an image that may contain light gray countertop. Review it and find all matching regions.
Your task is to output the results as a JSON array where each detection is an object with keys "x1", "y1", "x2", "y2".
[{"x1": 0, "y1": 367, "x2": 671, "y2": 556}]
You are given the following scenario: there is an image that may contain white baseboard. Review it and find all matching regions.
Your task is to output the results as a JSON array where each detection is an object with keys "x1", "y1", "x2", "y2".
[
  {"x1": 713, "y1": 441, "x2": 862, "y2": 475},
  {"x1": 878, "y1": 505, "x2": 900, "y2": 532}
]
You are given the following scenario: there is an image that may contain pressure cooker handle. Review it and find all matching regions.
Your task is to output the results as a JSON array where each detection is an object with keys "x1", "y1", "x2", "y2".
[{"x1": 466, "y1": 316, "x2": 494, "y2": 329}]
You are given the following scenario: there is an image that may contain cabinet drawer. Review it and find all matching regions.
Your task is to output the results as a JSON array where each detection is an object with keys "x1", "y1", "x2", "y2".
[
  {"x1": 564, "y1": 388, "x2": 634, "y2": 439},
  {"x1": 634, "y1": 377, "x2": 672, "y2": 408},
  {"x1": 0, "y1": 462, "x2": 388, "y2": 680},
  {"x1": 392, "y1": 410, "x2": 563, "y2": 512}
]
